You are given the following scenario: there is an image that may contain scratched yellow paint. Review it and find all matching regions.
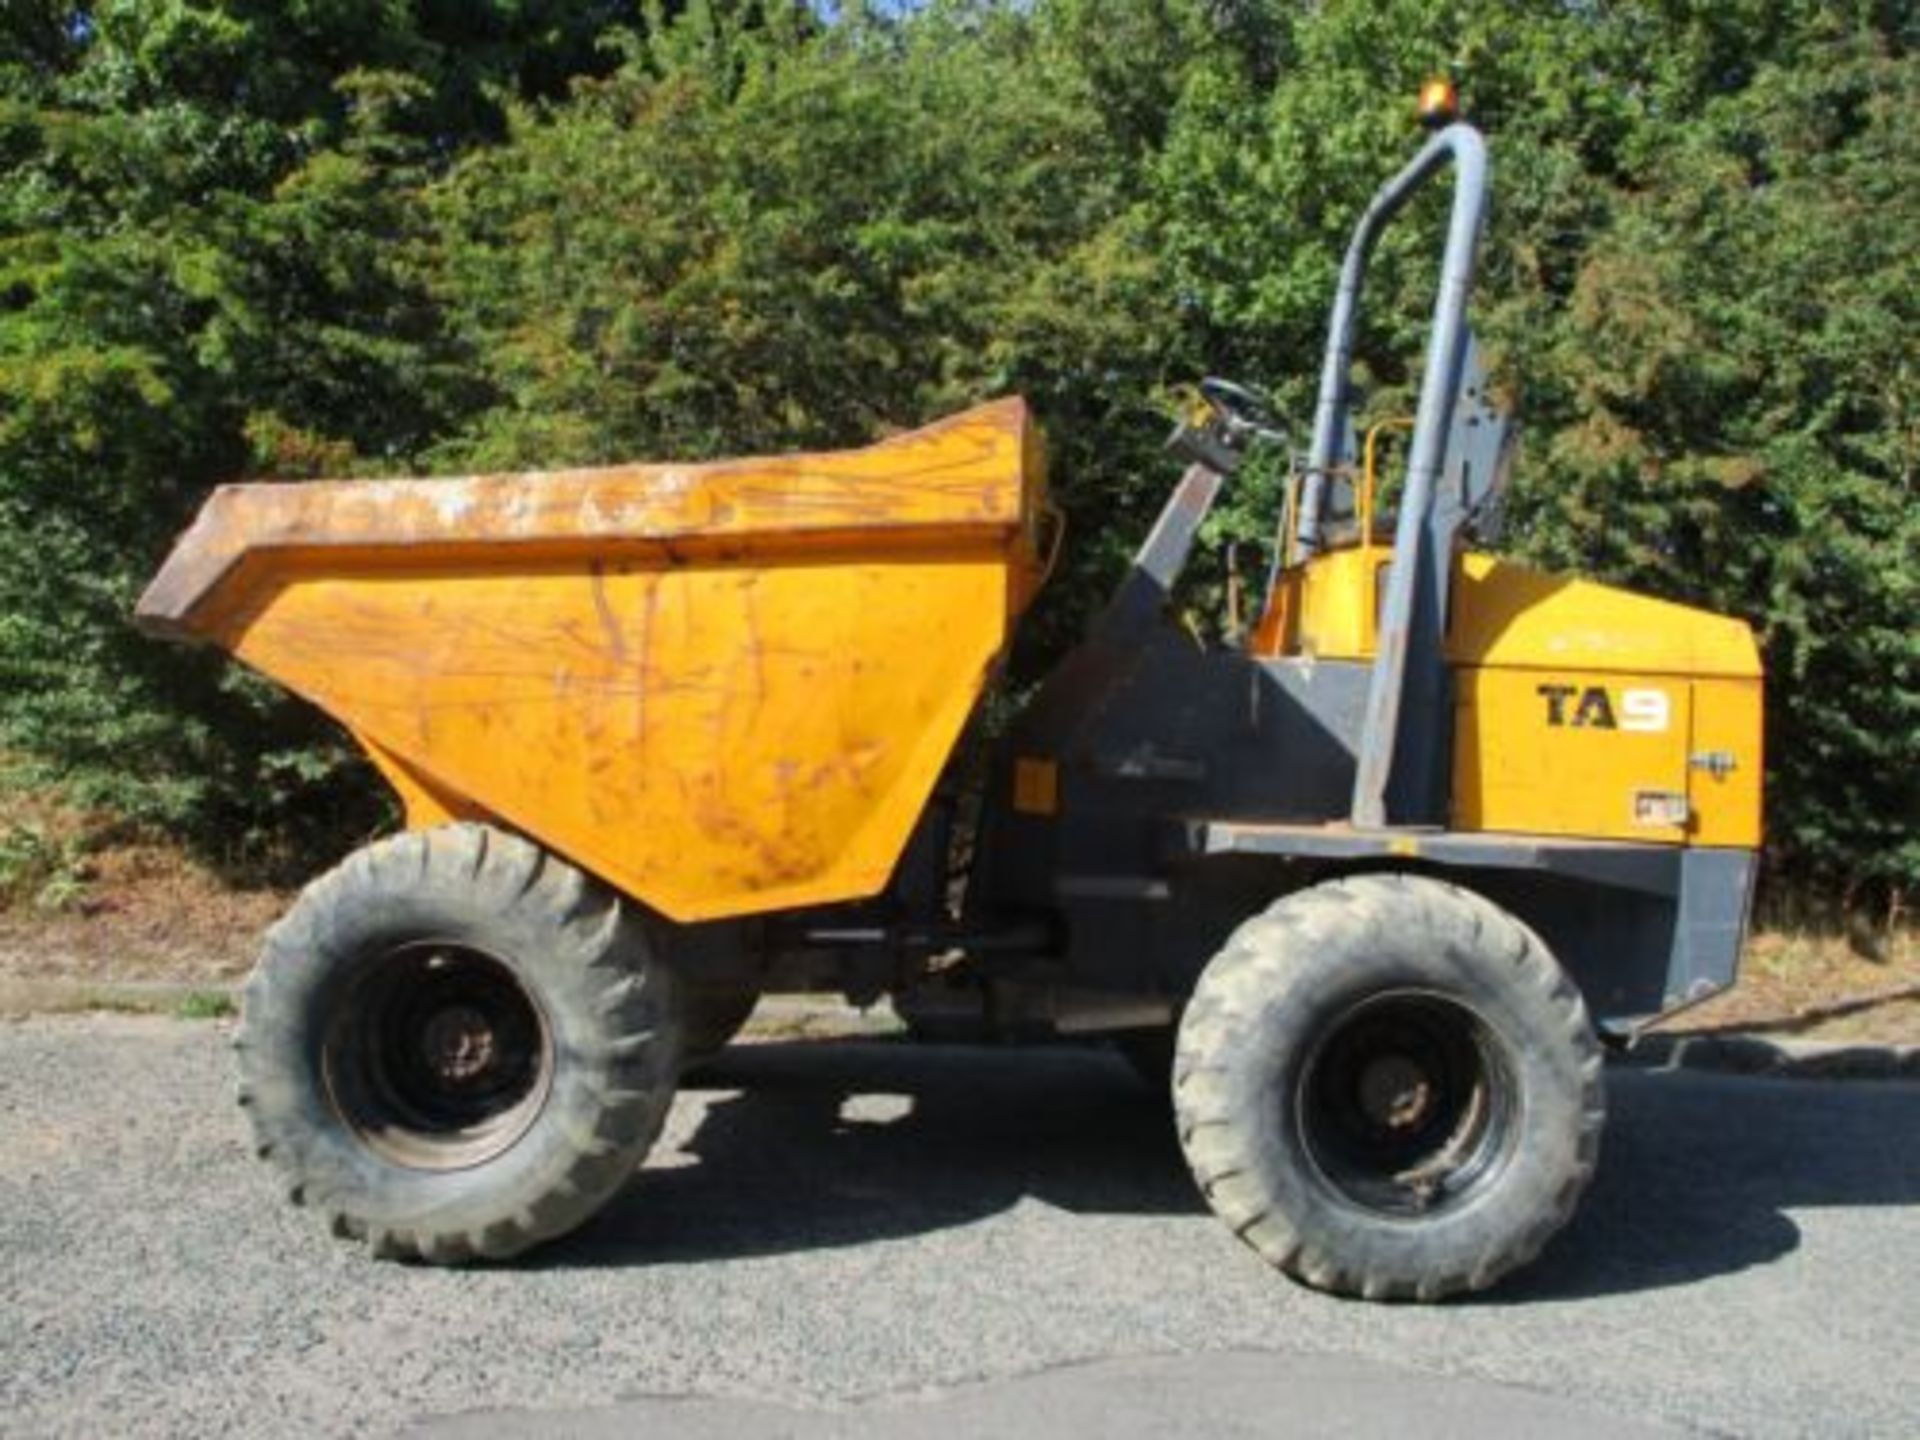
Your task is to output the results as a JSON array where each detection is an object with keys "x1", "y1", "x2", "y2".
[
  {"x1": 359, "y1": 736, "x2": 477, "y2": 829},
  {"x1": 137, "y1": 401, "x2": 1045, "y2": 922}
]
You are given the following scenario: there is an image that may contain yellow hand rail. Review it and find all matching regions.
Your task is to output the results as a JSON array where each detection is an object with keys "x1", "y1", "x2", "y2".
[
  {"x1": 1359, "y1": 417, "x2": 1415, "y2": 559},
  {"x1": 1357, "y1": 417, "x2": 1415, "y2": 651}
]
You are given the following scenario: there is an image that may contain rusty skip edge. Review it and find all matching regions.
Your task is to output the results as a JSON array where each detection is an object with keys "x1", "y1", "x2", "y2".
[{"x1": 134, "y1": 397, "x2": 1040, "y2": 644}]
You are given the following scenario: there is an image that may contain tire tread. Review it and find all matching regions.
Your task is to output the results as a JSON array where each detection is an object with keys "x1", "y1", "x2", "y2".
[
  {"x1": 235, "y1": 823, "x2": 680, "y2": 1265},
  {"x1": 1172, "y1": 873, "x2": 1604, "y2": 1302}
]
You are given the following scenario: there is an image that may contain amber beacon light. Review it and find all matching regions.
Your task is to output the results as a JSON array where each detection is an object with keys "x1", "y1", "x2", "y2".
[{"x1": 1417, "y1": 76, "x2": 1458, "y2": 128}]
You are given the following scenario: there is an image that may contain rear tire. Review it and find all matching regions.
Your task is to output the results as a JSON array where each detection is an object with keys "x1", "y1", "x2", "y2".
[
  {"x1": 1174, "y1": 873, "x2": 1603, "y2": 1301},
  {"x1": 235, "y1": 824, "x2": 681, "y2": 1263}
]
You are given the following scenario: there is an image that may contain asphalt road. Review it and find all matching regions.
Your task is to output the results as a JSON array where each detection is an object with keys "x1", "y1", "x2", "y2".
[{"x1": 3, "y1": 1016, "x2": 1916, "y2": 1438}]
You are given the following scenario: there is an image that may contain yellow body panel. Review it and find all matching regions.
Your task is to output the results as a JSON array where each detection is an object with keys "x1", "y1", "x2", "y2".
[
  {"x1": 1452, "y1": 667, "x2": 1692, "y2": 842},
  {"x1": 360, "y1": 737, "x2": 480, "y2": 828},
  {"x1": 1256, "y1": 547, "x2": 1764, "y2": 847},
  {"x1": 1683, "y1": 677, "x2": 1766, "y2": 848},
  {"x1": 1448, "y1": 554, "x2": 1763, "y2": 678},
  {"x1": 227, "y1": 555, "x2": 1013, "y2": 919},
  {"x1": 1261, "y1": 548, "x2": 1391, "y2": 659},
  {"x1": 1447, "y1": 554, "x2": 1764, "y2": 847},
  {"x1": 135, "y1": 400, "x2": 1044, "y2": 922},
  {"x1": 1012, "y1": 757, "x2": 1061, "y2": 816}
]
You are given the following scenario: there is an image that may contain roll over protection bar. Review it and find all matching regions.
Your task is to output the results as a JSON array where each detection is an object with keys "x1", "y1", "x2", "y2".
[
  {"x1": 1292, "y1": 122, "x2": 1491, "y2": 829},
  {"x1": 1298, "y1": 122, "x2": 1489, "y2": 555}
]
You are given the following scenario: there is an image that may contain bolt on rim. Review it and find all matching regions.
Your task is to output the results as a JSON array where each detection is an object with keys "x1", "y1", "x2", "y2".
[
  {"x1": 321, "y1": 941, "x2": 554, "y2": 1171},
  {"x1": 1293, "y1": 989, "x2": 1518, "y2": 1217}
]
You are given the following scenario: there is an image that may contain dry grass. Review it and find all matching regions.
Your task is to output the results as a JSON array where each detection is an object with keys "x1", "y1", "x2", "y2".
[
  {"x1": 0, "y1": 780, "x2": 288, "y2": 986},
  {"x1": 1656, "y1": 927, "x2": 1918, "y2": 1044},
  {"x1": 0, "y1": 840, "x2": 289, "y2": 985}
]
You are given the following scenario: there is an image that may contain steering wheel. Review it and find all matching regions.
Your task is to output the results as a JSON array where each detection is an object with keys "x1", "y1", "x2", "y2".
[{"x1": 1199, "y1": 377, "x2": 1284, "y2": 444}]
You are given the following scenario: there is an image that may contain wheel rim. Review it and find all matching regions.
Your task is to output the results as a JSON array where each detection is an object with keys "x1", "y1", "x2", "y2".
[
  {"x1": 1294, "y1": 990, "x2": 1516, "y2": 1217},
  {"x1": 322, "y1": 942, "x2": 553, "y2": 1171}
]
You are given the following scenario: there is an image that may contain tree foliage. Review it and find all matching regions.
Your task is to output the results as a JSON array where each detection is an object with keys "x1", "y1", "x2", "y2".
[
  {"x1": 0, "y1": 1, "x2": 647, "y2": 861},
  {"x1": 0, "y1": 1, "x2": 1911, "y2": 906}
]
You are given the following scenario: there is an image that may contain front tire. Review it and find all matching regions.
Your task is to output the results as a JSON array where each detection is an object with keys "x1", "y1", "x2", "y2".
[
  {"x1": 1174, "y1": 873, "x2": 1603, "y2": 1301},
  {"x1": 236, "y1": 824, "x2": 681, "y2": 1263}
]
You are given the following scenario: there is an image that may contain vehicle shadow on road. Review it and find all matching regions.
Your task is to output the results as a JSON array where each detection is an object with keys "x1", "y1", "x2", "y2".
[
  {"x1": 1487, "y1": 1065, "x2": 1920, "y2": 1303},
  {"x1": 546, "y1": 1041, "x2": 1920, "y2": 1301},
  {"x1": 545, "y1": 1039, "x2": 1196, "y2": 1269}
]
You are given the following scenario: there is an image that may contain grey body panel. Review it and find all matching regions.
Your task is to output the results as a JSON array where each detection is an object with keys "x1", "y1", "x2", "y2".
[{"x1": 977, "y1": 625, "x2": 1368, "y2": 1001}]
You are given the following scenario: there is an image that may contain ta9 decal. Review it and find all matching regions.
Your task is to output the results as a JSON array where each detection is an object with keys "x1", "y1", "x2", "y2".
[
  {"x1": 1537, "y1": 683, "x2": 1670, "y2": 733},
  {"x1": 1618, "y1": 688, "x2": 1671, "y2": 733}
]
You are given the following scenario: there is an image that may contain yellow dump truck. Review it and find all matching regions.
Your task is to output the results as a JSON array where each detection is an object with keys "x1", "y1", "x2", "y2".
[{"x1": 137, "y1": 107, "x2": 1761, "y2": 1299}]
